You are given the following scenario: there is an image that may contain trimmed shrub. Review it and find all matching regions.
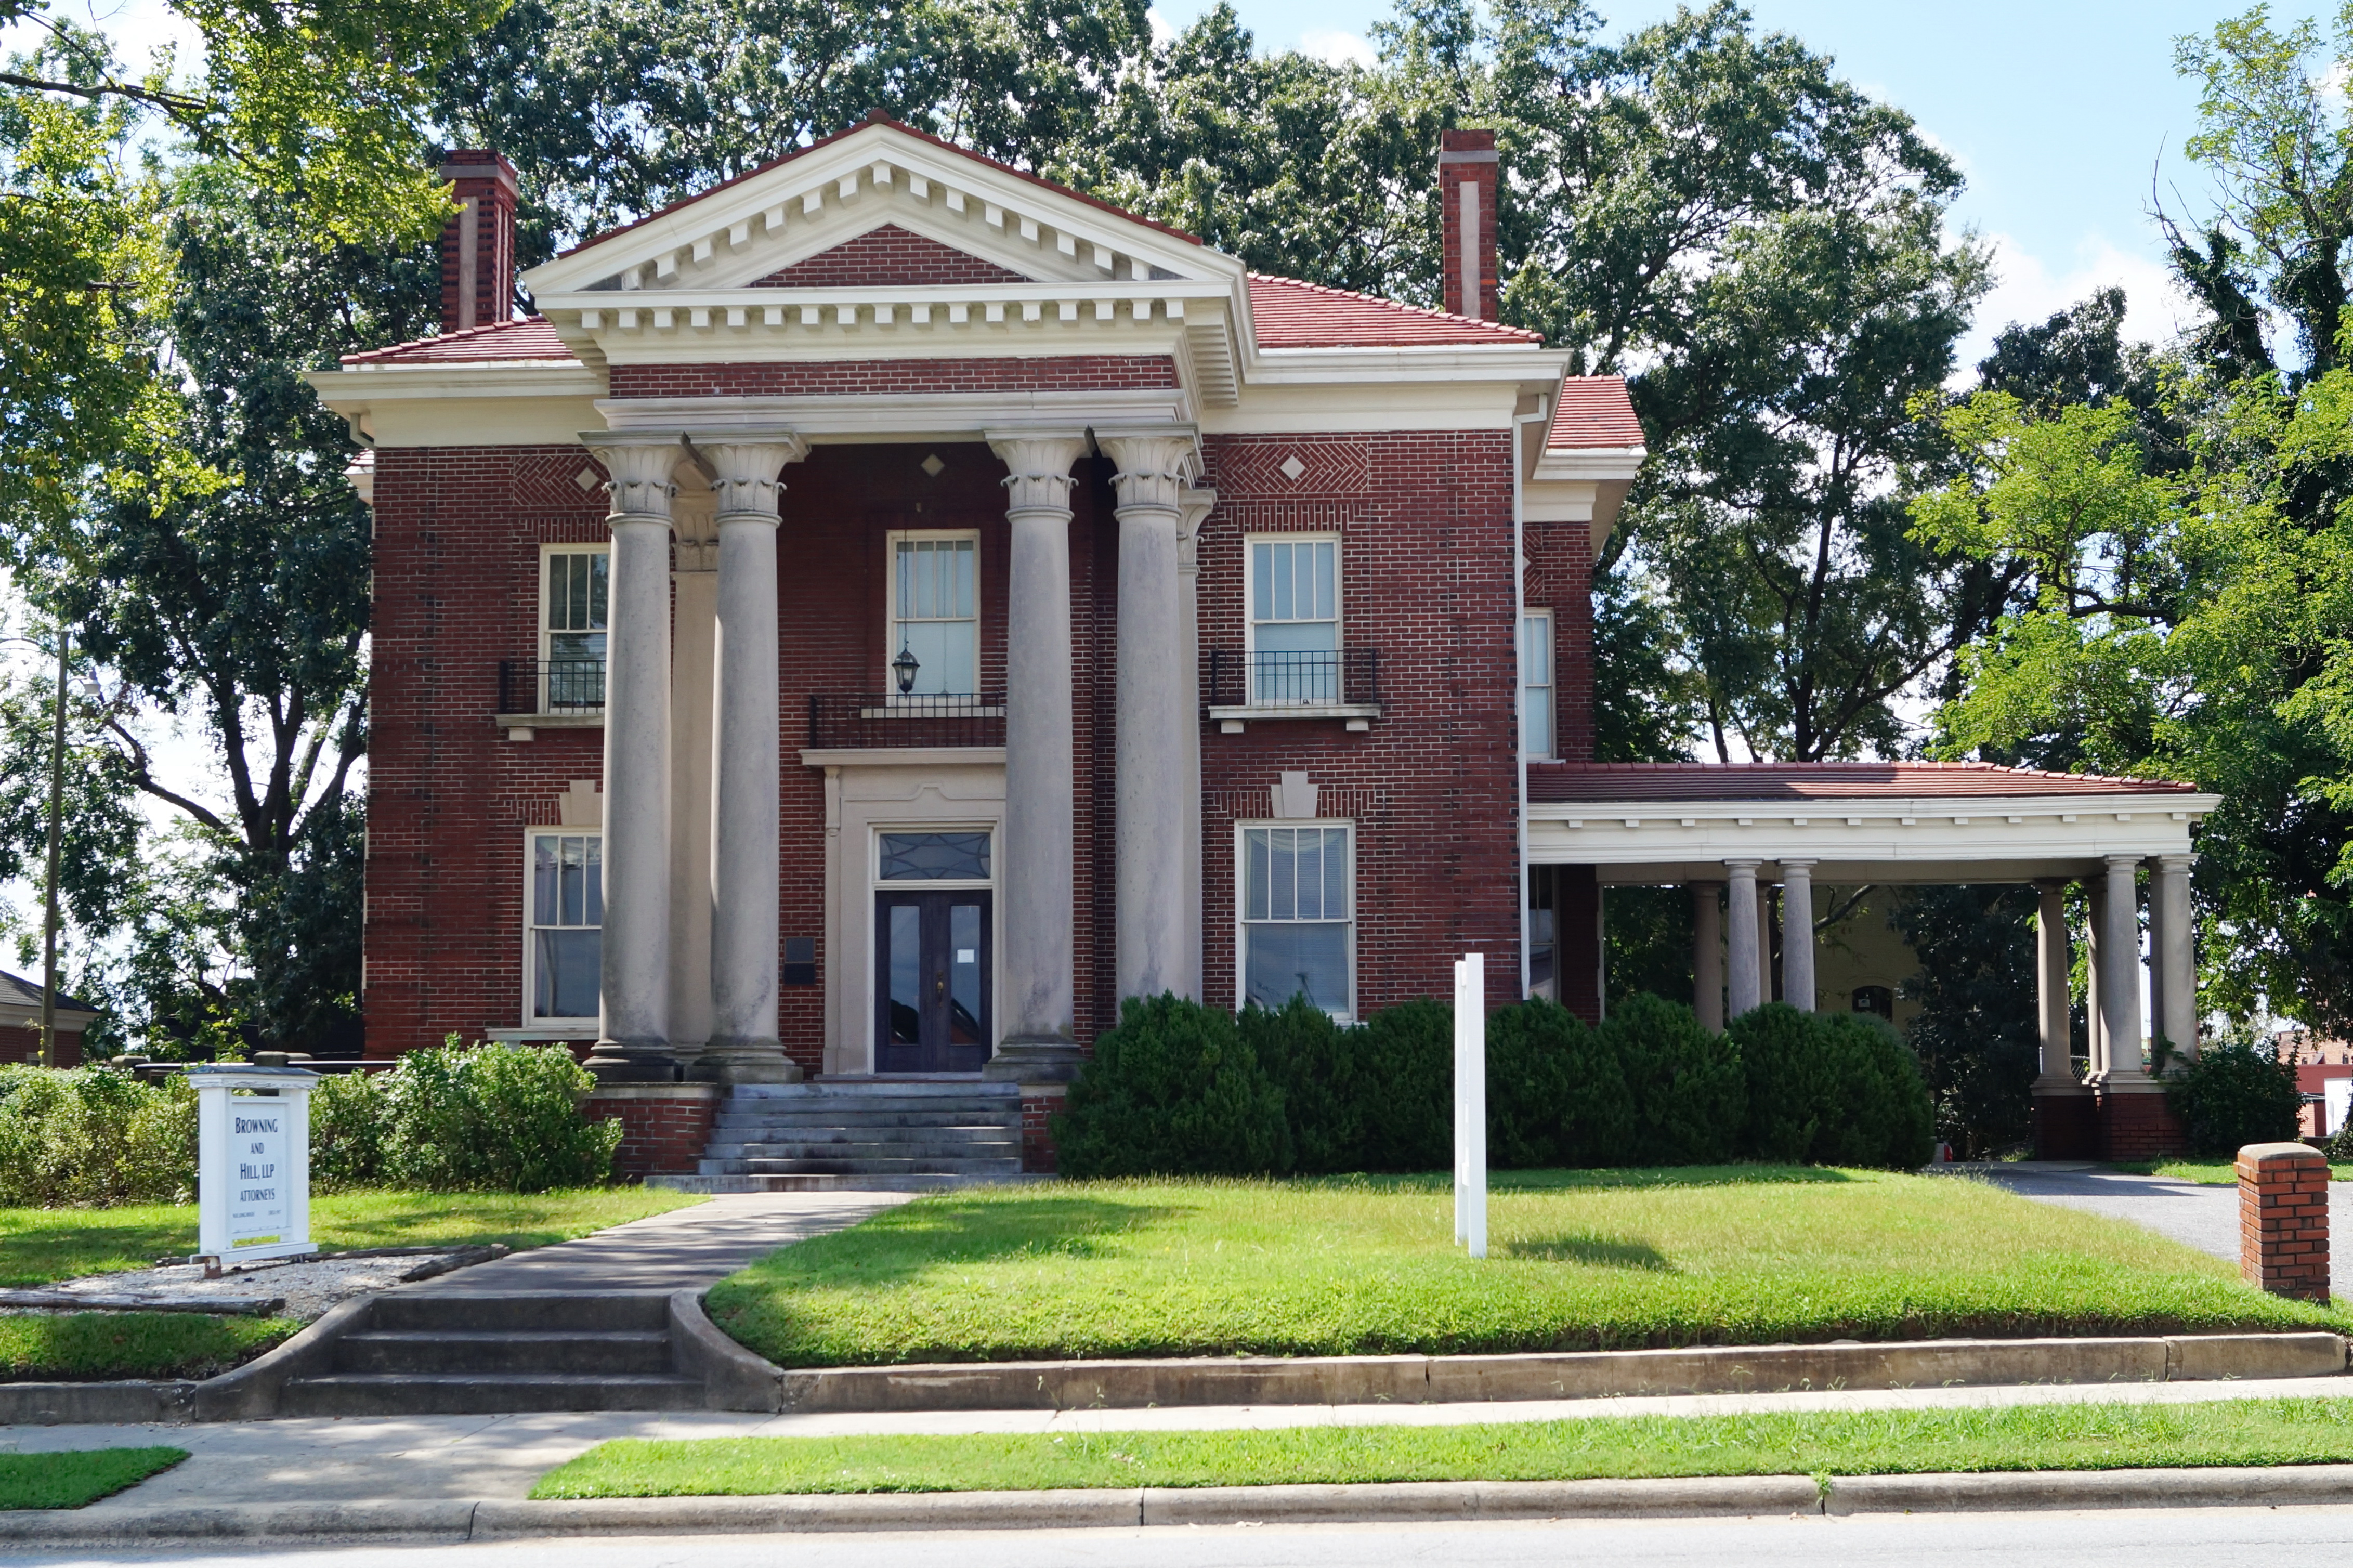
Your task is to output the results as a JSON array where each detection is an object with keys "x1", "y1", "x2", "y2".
[
  {"x1": 1814, "y1": 1011, "x2": 1938, "y2": 1170},
  {"x1": 0, "y1": 1066, "x2": 195, "y2": 1207},
  {"x1": 1055, "y1": 995, "x2": 1292, "y2": 1178},
  {"x1": 309, "y1": 1068, "x2": 390, "y2": 1194},
  {"x1": 1600, "y1": 994, "x2": 1746, "y2": 1165},
  {"x1": 380, "y1": 1040, "x2": 619, "y2": 1192},
  {"x1": 1486, "y1": 998, "x2": 1634, "y2": 1168},
  {"x1": 2167, "y1": 1041, "x2": 2303, "y2": 1158},
  {"x1": 1245, "y1": 995, "x2": 1364, "y2": 1175},
  {"x1": 1352, "y1": 998, "x2": 1453, "y2": 1171},
  {"x1": 1730, "y1": 1003, "x2": 1830, "y2": 1163}
]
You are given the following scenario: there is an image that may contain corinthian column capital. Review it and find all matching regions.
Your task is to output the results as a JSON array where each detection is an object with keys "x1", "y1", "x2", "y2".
[
  {"x1": 1177, "y1": 486, "x2": 1215, "y2": 575},
  {"x1": 987, "y1": 432, "x2": 1090, "y2": 514},
  {"x1": 582, "y1": 432, "x2": 685, "y2": 520},
  {"x1": 1100, "y1": 430, "x2": 1200, "y2": 514},
  {"x1": 690, "y1": 431, "x2": 811, "y2": 522}
]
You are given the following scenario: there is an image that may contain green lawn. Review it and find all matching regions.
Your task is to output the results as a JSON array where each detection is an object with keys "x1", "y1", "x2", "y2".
[
  {"x1": 0, "y1": 1448, "x2": 186, "y2": 1509},
  {"x1": 0, "y1": 1187, "x2": 704, "y2": 1287},
  {"x1": 2111, "y1": 1160, "x2": 2353, "y2": 1185},
  {"x1": 0, "y1": 1186, "x2": 704, "y2": 1382},
  {"x1": 705, "y1": 1169, "x2": 2341, "y2": 1367},
  {"x1": 533, "y1": 1398, "x2": 2353, "y2": 1497}
]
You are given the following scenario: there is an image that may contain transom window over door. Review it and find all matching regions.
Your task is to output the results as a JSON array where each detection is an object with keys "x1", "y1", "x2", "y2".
[
  {"x1": 1240, "y1": 822, "x2": 1354, "y2": 1018},
  {"x1": 1249, "y1": 537, "x2": 1339, "y2": 703},
  {"x1": 541, "y1": 548, "x2": 607, "y2": 710},
  {"x1": 528, "y1": 831, "x2": 602, "y2": 1024},
  {"x1": 890, "y1": 532, "x2": 978, "y2": 696}
]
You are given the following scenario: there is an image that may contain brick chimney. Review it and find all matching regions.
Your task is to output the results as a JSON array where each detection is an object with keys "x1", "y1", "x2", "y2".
[
  {"x1": 1437, "y1": 129, "x2": 1499, "y2": 321},
  {"x1": 439, "y1": 150, "x2": 518, "y2": 335}
]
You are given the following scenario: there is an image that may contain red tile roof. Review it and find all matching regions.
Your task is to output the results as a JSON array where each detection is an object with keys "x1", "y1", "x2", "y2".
[
  {"x1": 341, "y1": 317, "x2": 574, "y2": 366},
  {"x1": 1527, "y1": 761, "x2": 2199, "y2": 803},
  {"x1": 1247, "y1": 275, "x2": 1545, "y2": 349},
  {"x1": 558, "y1": 112, "x2": 1203, "y2": 261},
  {"x1": 1549, "y1": 374, "x2": 1643, "y2": 449}
]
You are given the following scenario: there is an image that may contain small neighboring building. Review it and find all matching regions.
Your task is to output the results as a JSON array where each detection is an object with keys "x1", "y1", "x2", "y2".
[{"x1": 0, "y1": 971, "x2": 100, "y2": 1068}]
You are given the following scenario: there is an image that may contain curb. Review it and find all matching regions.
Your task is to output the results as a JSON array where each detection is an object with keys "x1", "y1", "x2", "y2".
[{"x1": 11, "y1": 1466, "x2": 2353, "y2": 1544}]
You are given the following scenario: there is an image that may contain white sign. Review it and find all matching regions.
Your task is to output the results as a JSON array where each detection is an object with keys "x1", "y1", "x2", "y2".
[
  {"x1": 1453, "y1": 951, "x2": 1487, "y2": 1260},
  {"x1": 2328, "y1": 1077, "x2": 2351, "y2": 1139},
  {"x1": 191, "y1": 1066, "x2": 319, "y2": 1265}
]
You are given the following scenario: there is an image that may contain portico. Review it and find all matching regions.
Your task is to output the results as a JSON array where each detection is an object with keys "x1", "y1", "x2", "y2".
[{"x1": 1528, "y1": 761, "x2": 2221, "y2": 1158}]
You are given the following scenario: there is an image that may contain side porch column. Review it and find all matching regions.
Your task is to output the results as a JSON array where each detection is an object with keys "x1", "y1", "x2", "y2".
[
  {"x1": 2154, "y1": 853, "x2": 2198, "y2": 1062},
  {"x1": 1724, "y1": 859, "x2": 1762, "y2": 1018},
  {"x1": 1692, "y1": 882, "x2": 1724, "y2": 1031},
  {"x1": 696, "y1": 432, "x2": 810, "y2": 1084},
  {"x1": 984, "y1": 434, "x2": 1090, "y2": 1082},
  {"x1": 581, "y1": 433, "x2": 682, "y2": 1081},
  {"x1": 1101, "y1": 431, "x2": 1199, "y2": 1003},
  {"x1": 2085, "y1": 876, "x2": 2108, "y2": 1078},
  {"x1": 1781, "y1": 860, "x2": 1816, "y2": 1012},
  {"x1": 1177, "y1": 488, "x2": 1216, "y2": 1001},
  {"x1": 2095, "y1": 854, "x2": 2151, "y2": 1087},
  {"x1": 2030, "y1": 877, "x2": 2095, "y2": 1157}
]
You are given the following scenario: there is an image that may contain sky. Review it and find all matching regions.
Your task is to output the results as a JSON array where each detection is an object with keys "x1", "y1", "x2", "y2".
[{"x1": 1157, "y1": 0, "x2": 2274, "y2": 368}]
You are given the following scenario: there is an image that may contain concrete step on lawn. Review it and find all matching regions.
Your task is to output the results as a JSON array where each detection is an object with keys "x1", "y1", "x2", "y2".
[
  {"x1": 702, "y1": 1155, "x2": 1024, "y2": 1178},
  {"x1": 731, "y1": 1081, "x2": 1023, "y2": 1102},
  {"x1": 332, "y1": 1329, "x2": 673, "y2": 1376},
  {"x1": 711, "y1": 1109, "x2": 1022, "y2": 1130},
  {"x1": 704, "y1": 1138, "x2": 1021, "y2": 1161},
  {"x1": 648, "y1": 1171, "x2": 1039, "y2": 1193},
  {"x1": 278, "y1": 1372, "x2": 704, "y2": 1417}
]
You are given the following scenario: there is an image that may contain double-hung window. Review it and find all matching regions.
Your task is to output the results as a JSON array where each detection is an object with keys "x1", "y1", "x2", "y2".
[
  {"x1": 527, "y1": 831, "x2": 602, "y2": 1024},
  {"x1": 1520, "y1": 609, "x2": 1555, "y2": 759},
  {"x1": 889, "y1": 532, "x2": 978, "y2": 696},
  {"x1": 541, "y1": 548, "x2": 608, "y2": 711},
  {"x1": 1239, "y1": 822, "x2": 1354, "y2": 1018},
  {"x1": 1248, "y1": 537, "x2": 1339, "y2": 704}
]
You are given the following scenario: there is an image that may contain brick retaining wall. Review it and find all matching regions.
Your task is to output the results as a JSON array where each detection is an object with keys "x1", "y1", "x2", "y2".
[{"x1": 586, "y1": 1084, "x2": 720, "y2": 1179}]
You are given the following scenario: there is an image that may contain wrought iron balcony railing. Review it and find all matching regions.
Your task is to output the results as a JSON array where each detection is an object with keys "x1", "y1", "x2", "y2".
[
  {"x1": 500, "y1": 658, "x2": 607, "y2": 716},
  {"x1": 806, "y1": 691, "x2": 1007, "y2": 750},
  {"x1": 1206, "y1": 648, "x2": 1380, "y2": 710}
]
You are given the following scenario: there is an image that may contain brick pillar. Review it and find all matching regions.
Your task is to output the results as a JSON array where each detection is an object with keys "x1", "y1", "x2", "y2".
[
  {"x1": 585, "y1": 1084, "x2": 720, "y2": 1180},
  {"x1": 2238, "y1": 1141, "x2": 2330, "y2": 1303},
  {"x1": 1022, "y1": 1085, "x2": 1067, "y2": 1174}
]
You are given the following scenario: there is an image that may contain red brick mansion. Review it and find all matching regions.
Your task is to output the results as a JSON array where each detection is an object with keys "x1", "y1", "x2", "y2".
[{"x1": 311, "y1": 116, "x2": 2219, "y2": 1173}]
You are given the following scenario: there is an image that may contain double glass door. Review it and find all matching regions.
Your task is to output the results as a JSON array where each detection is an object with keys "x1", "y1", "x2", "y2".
[{"x1": 875, "y1": 890, "x2": 991, "y2": 1072}]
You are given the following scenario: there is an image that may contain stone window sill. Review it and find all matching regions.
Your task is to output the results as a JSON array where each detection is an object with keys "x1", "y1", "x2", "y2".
[
  {"x1": 497, "y1": 712, "x2": 604, "y2": 740},
  {"x1": 1209, "y1": 704, "x2": 1379, "y2": 734}
]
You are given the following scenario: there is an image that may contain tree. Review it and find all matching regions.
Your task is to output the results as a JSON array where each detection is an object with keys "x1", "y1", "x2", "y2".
[{"x1": 1890, "y1": 884, "x2": 2039, "y2": 1157}]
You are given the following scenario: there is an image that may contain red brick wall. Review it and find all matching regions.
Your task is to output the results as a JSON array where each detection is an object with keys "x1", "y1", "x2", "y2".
[
  {"x1": 1195, "y1": 430, "x2": 1523, "y2": 1016},
  {"x1": 1022, "y1": 1088, "x2": 1064, "y2": 1173},
  {"x1": 608, "y1": 357, "x2": 1178, "y2": 400},
  {"x1": 585, "y1": 1086, "x2": 718, "y2": 1179},
  {"x1": 756, "y1": 225, "x2": 1030, "y2": 287},
  {"x1": 2097, "y1": 1089, "x2": 2187, "y2": 1160},
  {"x1": 1522, "y1": 518, "x2": 1595, "y2": 764},
  {"x1": 0, "y1": 1024, "x2": 83, "y2": 1068}
]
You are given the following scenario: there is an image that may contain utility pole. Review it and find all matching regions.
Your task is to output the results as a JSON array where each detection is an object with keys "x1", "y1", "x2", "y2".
[{"x1": 38, "y1": 633, "x2": 66, "y2": 1070}]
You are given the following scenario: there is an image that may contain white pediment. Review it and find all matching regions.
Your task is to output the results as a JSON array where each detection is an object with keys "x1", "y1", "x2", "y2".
[{"x1": 524, "y1": 121, "x2": 1223, "y2": 299}]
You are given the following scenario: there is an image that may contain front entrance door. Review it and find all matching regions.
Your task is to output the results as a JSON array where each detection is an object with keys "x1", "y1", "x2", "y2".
[{"x1": 875, "y1": 890, "x2": 991, "y2": 1072}]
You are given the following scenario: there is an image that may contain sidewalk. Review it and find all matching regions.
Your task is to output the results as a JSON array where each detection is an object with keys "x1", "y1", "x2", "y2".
[{"x1": 8, "y1": 1372, "x2": 2350, "y2": 1512}]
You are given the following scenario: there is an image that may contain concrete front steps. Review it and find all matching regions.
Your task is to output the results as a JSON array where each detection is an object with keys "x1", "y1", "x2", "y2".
[
  {"x1": 648, "y1": 1078, "x2": 1035, "y2": 1193},
  {"x1": 277, "y1": 1293, "x2": 704, "y2": 1416}
]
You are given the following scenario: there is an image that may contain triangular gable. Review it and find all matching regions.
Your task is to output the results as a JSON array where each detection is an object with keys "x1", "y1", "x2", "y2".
[{"x1": 755, "y1": 225, "x2": 1032, "y2": 289}]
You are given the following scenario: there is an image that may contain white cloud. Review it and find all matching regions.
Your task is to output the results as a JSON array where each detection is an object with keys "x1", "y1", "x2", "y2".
[
  {"x1": 1957, "y1": 230, "x2": 2195, "y2": 382},
  {"x1": 1299, "y1": 28, "x2": 1377, "y2": 68},
  {"x1": 1145, "y1": 6, "x2": 1177, "y2": 47}
]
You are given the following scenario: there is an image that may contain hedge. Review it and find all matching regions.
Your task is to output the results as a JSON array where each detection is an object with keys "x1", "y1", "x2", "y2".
[{"x1": 1055, "y1": 992, "x2": 1935, "y2": 1179}]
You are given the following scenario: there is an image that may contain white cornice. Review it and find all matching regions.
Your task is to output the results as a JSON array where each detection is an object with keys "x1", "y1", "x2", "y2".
[{"x1": 595, "y1": 390, "x2": 1192, "y2": 443}]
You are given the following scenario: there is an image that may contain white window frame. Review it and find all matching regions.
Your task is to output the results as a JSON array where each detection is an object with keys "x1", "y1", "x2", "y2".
[
  {"x1": 520, "y1": 827, "x2": 602, "y2": 1032},
  {"x1": 884, "y1": 528, "x2": 982, "y2": 699},
  {"x1": 1243, "y1": 533, "x2": 1343, "y2": 707},
  {"x1": 1520, "y1": 608, "x2": 1555, "y2": 760},
  {"x1": 537, "y1": 543, "x2": 609, "y2": 714},
  {"x1": 1234, "y1": 818, "x2": 1357, "y2": 1022}
]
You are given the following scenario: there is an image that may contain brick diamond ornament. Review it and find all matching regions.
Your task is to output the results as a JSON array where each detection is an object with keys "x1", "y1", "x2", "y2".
[
  {"x1": 1279, "y1": 453, "x2": 1307, "y2": 482},
  {"x1": 921, "y1": 453, "x2": 946, "y2": 477},
  {"x1": 573, "y1": 467, "x2": 601, "y2": 492}
]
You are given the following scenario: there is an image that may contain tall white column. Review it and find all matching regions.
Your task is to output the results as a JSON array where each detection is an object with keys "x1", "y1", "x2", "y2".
[
  {"x1": 1758, "y1": 885, "x2": 1775, "y2": 1003},
  {"x1": 1693, "y1": 883, "x2": 1723, "y2": 1031},
  {"x1": 2155, "y1": 853, "x2": 2198, "y2": 1063},
  {"x1": 984, "y1": 433, "x2": 1089, "y2": 1081},
  {"x1": 1177, "y1": 488, "x2": 1215, "y2": 1002},
  {"x1": 581, "y1": 433, "x2": 680, "y2": 1080},
  {"x1": 1725, "y1": 859, "x2": 1762, "y2": 1017},
  {"x1": 2085, "y1": 877, "x2": 2108, "y2": 1078},
  {"x1": 1781, "y1": 861, "x2": 1817, "y2": 1012},
  {"x1": 696, "y1": 433, "x2": 809, "y2": 1084},
  {"x1": 666, "y1": 485, "x2": 718, "y2": 1066},
  {"x1": 2097, "y1": 854, "x2": 2149, "y2": 1086},
  {"x1": 1101, "y1": 432, "x2": 1197, "y2": 1003},
  {"x1": 2033, "y1": 879, "x2": 2079, "y2": 1089}
]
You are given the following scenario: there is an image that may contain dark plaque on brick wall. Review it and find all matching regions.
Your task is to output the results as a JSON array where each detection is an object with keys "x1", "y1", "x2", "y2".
[{"x1": 781, "y1": 937, "x2": 817, "y2": 987}]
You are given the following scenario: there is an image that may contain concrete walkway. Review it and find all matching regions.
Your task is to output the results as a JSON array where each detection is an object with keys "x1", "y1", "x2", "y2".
[
  {"x1": 409, "y1": 1191, "x2": 913, "y2": 1295},
  {"x1": 8, "y1": 1374, "x2": 2352, "y2": 1511},
  {"x1": 1951, "y1": 1164, "x2": 2353, "y2": 1299}
]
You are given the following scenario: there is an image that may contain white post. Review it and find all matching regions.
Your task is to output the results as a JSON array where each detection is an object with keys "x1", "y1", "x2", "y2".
[
  {"x1": 1724, "y1": 859, "x2": 1761, "y2": 1017},
  {"x1": 1454, "y1": 951, "x2": 1487, "y2": 1259},
  {"x1": 2033, "y1": 879, "x2": 2077, "y2": 1089},
  {"x1": 2155, "y1": 854, "x2": 2198, "y2": 1062},
  {"x1": 1177, "y1": 489, "x2": 1214, "y2": 1002},
  {"x1": 1781, "y1": 860, "x2": 1816, "y2": 1012},
  {"x1": 2100, "y1": 854, "x2": 2149, "y2": 1084},
  {"x1": 193, "y1": 1065, "x2": 319, "y2": 1271}
]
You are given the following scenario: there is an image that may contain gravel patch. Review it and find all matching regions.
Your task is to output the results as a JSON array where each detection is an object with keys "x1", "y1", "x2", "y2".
[{"x1": 5, "y1": 1247, "x2": 504, "y2": 1322}]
